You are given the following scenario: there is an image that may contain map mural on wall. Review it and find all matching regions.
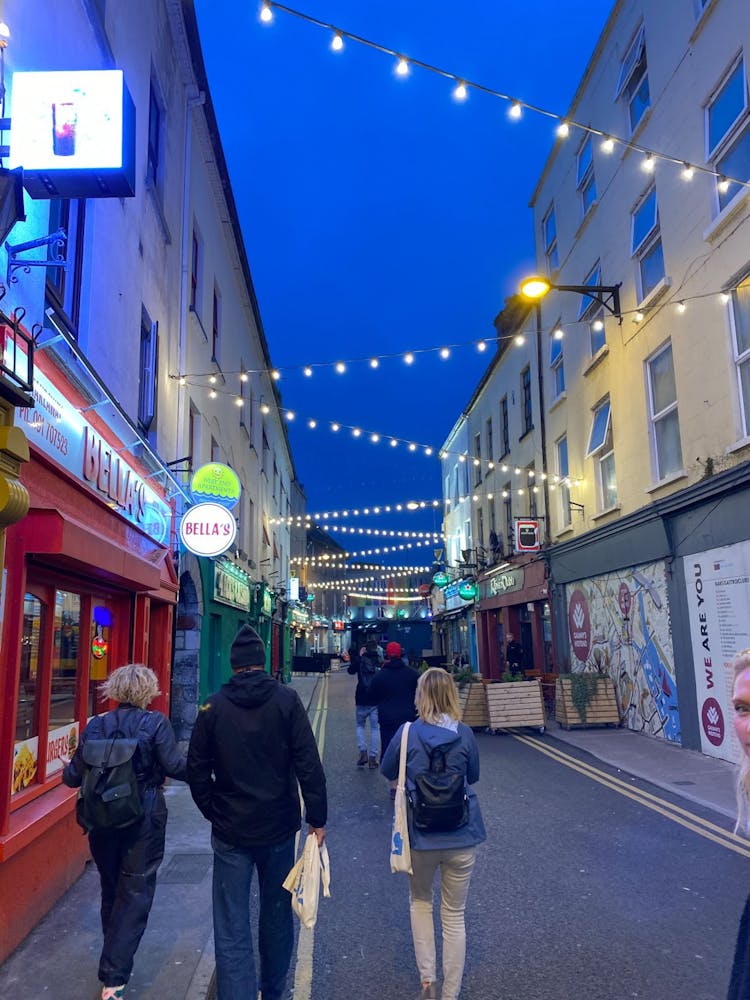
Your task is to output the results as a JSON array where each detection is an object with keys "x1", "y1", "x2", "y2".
[{"x1": 566, "y1": 559, "x2": 680, "y2": 742}]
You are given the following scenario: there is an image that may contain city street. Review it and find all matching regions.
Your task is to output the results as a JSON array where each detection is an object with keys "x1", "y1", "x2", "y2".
[{"x1": 0, "y1": 670, "x2": 746, "y2": 1000}]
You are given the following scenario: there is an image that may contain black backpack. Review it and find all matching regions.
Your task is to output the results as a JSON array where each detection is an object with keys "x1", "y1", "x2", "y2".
[
  {"x1": 75, "y1": 713, "x2": 144, "y2": 834},
  {"x1": 359, "y1": 654, "x2": 379, "y2": 696},
  {"x1": 409, "y1": 742, "x2": 469, "y2": 833}
]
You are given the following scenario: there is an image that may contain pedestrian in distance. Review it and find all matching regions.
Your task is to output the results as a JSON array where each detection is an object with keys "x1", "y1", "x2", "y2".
[
  {"x1": 380, "y1": 668, "x2": 486, "y2": 1000},
  {"x1": 61, "y1": 663, "x2": 187, "y2": 1000},
  {"x1": 505, "y1": 632, "x2": 524, "y2": 673},
  {"x1": 367, "y1": 640, "x2": 419, "y2": 795},
  {"x1": 187, "y1": 624, "x2": 327, "y2": 1000},
  {"x1": 727, "y1": 648, "x2": 750, "y2": 999},
  {"x1": 348, "y1": 638, "x2": 381, "y2": 768}
]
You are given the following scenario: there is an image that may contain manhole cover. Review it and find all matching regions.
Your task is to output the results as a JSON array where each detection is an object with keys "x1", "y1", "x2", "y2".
[{"x1": 159, "y1": 852, "x2": 212, "y2": 884}]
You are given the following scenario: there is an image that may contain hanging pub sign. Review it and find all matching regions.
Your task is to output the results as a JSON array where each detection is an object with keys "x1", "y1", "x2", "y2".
[
  {"x1": 9, "y1": 70, "x2": 136, "y2": 198},
  {"x1": 515, "y1": 518, "x2": 540, "y2": 552},
  {"x1": 432, "y1": 570, "x2": 450, "y2": 588},
  {"x1": 458, "y1": 579, "x2": 478, "y2": 601},
  {"x1": 180, "y1": 502, "x2": 237, "y2": 558}
]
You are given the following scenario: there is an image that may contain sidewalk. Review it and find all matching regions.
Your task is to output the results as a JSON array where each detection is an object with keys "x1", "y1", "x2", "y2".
[{"x1": 0, "y1": 674, "x2": 738, "y2": 999}]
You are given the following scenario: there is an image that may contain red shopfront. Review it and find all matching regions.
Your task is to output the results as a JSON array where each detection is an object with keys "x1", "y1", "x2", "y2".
[
  {"x1": 475, "y1": 556, "x2": 553, "y2": 680},
  {"x1": 0, "y1": 354, "x2": 178, "y2": 962}
]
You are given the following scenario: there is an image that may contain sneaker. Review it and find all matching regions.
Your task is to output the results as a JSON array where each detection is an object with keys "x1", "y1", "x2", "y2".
[
  {"x1": 357, "y1": 751, "x2": 368, "y2": 767},
  {"x1": 418, "y1": 983, "x2": 437, "y2": 999},
  {"x1": 368, "y1": 755, "x2": 378, "y2": 769},
  {"x1": 101, "y1": 987, "x2": 126, "y2": 1000}
]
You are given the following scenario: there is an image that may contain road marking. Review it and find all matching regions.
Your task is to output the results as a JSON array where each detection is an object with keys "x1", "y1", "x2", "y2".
[
  {"x1": 292, "y1": 674, "x2": 329, "y2": 1000},
  {"x1": 512, "y1": 732, "x2": 750, "y2": 859}
]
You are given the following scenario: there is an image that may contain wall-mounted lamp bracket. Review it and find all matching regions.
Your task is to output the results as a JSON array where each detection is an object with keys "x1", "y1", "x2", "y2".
[{"x1": 6, "y1": 227, "x2": 67, "y2": 285}]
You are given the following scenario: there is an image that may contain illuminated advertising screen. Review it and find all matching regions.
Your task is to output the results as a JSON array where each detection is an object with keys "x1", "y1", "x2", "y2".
[{"x1": 9, "y1": 70, "x2": 136, "y2": 198}]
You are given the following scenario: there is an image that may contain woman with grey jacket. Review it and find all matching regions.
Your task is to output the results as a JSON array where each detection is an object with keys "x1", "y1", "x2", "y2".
[{"x1": 380, "y1": 668, "x2": 486, "y2": 1000}]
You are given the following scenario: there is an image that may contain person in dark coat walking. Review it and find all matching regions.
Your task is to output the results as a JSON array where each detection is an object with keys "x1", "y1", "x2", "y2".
[
  {"x1": 348, "y1": 638, "x2": 381, "y2": 767},
  {"x1": 187, "y1": 625, "x2": 327, "y2": 1000},
  {"x1": 367, "y1": 641, "x2": 419, "y2": 793},
  {"x1": 61, "y1": 663, "x2": 186, "y2": 1000}
]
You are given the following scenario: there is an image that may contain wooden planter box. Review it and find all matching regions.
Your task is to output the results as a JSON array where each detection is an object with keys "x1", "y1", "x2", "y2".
[
  {"x1": 555, "y1": 675, "x2": 620, "y2": 728},
  {"x1": 457, "y1": 682, "x2": 489, "y2": 728},
  {"x1": 485, "y1": 679, "x2": 546, "y2": 733}
]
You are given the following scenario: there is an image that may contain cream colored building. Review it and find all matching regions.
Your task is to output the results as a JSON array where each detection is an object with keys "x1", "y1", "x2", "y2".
[{"x1": 528, "y1": 0, "x2": 750, "y2": 760}]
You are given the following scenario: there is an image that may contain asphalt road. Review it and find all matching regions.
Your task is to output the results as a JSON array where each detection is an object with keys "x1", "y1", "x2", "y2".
[{"x1": 299, "y1": 672, "x2": 746, "y2": 1000}]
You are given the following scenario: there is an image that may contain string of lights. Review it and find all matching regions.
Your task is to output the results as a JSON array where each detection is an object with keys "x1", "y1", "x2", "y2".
[
  {"x1": 297, "y1": 538, "x2": 439, "y2": 559},
  {"x1": 322, "y1": 525, "x2": 441, "y2": 539},
  {"x1": 172, "y1": 282, "x2": 744, "y2": 385},
  {"x1": 258, "y1": 1, "x2": 750, "y2": 196},
  {"x1": 271, "y1": 499, "x2": 443, "y2": 524}
]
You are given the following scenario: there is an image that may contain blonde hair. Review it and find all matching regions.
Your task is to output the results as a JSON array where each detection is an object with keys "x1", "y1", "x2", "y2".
[
  {"x1": 416, "y1": 668, "x2": 461, "y2": 725},
  {"x1": 733, "y1": 649, "x2": 750, "y2": 835},
  {"x1": 100, "y1": 663, "x2": 160, "y2": 710}
]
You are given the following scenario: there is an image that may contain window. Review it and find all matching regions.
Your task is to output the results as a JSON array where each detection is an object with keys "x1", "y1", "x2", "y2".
[
  {"x1": 239, "y1": 366, "x2": 248, "y2": 429},
  {"x1": 211, "y1": 436, "x2": 220, "y2": 463},
  {"x1": 521, "y1": 367, "x2": 533, "y2": 434},
  {"x1": 707, "y1": 59, "x2": 750, "y2": 211},
  {"x1": 273, "y1": 458, "x2": 278, "y2": 500},
  {"x1": 616, "y1": 27, "x2": 650, "y2": 132},
  {"x1": 556, "y1": 436, "x2": 571, "y2": 529},
  {"x1": 730, "y1": 275, "x2": 750, "y2": 436},
  {"x1": 212, "y1": 285, "x2": 222, "y2": 363},
  {"x1": 647, "y1": 343, "x2": 683, "y2": 480},
  {"x1": 147, "y1": 82, "x2": 163, "y2": 187},
  {"x1": 138, "y1": 307, "x2": 158, "y2": 436},
  {"x1": 587, "y1": 399, "x2": 618, "y2": 509},
  {"x1": 543, "y1": 205, "x2": 558, "y2": 272},
  {"x1": 247, "y1": 496, "x2": 255, "y2": 553},
  {"x1": 473, "y1": 433, "x2": 482, "y2": 486},
  {"x1": 190, "y1": 225, "x2": 203, "y2": 313},
  {"x1": 485, "y1": 418, "x2": 493, "y2": 464},
  {"x1": 477, "y1": 506, "x2": 485, "y2": 548},
  {"x1": 550, "y1": 324, "x2": 565, "y2": 398},
  {"x1": 503, "y1": 483, "x2": 513, "y2": 551},
  {"x1": 45, "y1": 199, "x2": 85, "y2": 334},
  {"x1": 631, "y1": 187, "x2": 664, "y2": 300},
  {"x1": 500, "y1": 396, "x2": 510, "y2": 457},
  {"x1": 189, "y1": 401, "x2": 201, "y2": 469},
  {"x1": 528, "y1": 466, "x2": 538, "y2": 519},
  {"x1": 578, "y1": 263, "x2": 608, "y2": 354},
  {"x1": 577, "y1": 136, "x2": 597, "y2": 216}
]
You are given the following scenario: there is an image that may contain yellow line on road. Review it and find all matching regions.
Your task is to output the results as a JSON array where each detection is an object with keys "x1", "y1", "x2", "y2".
[
  {"x1": 512, "y1": 732, "x2": 750, "y2": 859},
  {"x1": 292, "y1": 674, "x2": 329, "y2": 1000}
]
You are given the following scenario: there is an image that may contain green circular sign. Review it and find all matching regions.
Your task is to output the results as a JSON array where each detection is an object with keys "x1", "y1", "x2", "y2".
[
  {"x1": 190, "y1": 463, "x2": 241, "y2": 509},
  {"x1": 432, "y1": 571, "x2": 449, "y2": 588},
  {"x1": 458, "y1": 579, "x2": 478, "y2": 601}
]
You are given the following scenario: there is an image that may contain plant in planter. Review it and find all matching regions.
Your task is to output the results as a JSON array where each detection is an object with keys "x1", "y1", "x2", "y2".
[
  {"x1": 555, "y1": 672, "x2": 620, "y2": 728},
  {"x1": 501, "y1": 669, "x2": 524, "y2": 683},
  {"x1": 570, "y1": 672, "x2": 600, "y2": 723},
  {"x1": 453, "y1": 667, "x2": 477, "y2": 687}
]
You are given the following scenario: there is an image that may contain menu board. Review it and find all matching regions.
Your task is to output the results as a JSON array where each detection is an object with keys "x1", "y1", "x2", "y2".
[{"x1": 683, "y1": 541, "x2": 750, "y2": 762}]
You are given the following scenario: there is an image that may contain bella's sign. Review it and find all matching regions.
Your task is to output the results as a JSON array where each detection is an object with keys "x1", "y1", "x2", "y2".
[
  {"x1": 83, "y1": 426, "x2": 146, "y2": 520},
  {"x1": 180, "y1": 503, "x2": 237, "y2": 558}
]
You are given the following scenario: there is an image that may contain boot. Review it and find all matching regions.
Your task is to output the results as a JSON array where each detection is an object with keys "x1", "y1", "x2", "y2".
[
  {"x1": 368, "y1": 755, "x2": 379, "y2": 769},
  {"x1": 357, "y1": 750, "x2": 368, "y2": 767}
]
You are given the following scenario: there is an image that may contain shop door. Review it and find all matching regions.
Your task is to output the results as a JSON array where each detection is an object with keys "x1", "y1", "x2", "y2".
[{"x1": 519, "y1": 605, "x2": 534, "y2": 671}]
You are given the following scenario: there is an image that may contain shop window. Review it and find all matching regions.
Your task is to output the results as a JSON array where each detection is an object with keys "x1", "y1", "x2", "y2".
[
  {"x1": 89, "y1": 605, "x2": 113, "y2": 715},
  {"x1": 50, "y1": 591, "x2": 80, "y2": 729},
  {"x1": 16, "y1": 594, "x2": 44, "y2": 744}
]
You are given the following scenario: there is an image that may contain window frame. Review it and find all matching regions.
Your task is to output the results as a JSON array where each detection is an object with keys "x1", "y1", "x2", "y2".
[
  {"x1": 499, "y1": 396, "x2": 510, "y2": 458},
  {"x1": 138, "y1": 307, "x2": 158, "y2": 436},
  {"x1": 521, "y1": 367, "x2": 533, "y2": 435},
  {"x1": 542, "y1": 204, "x2": 559, "y2": 272},
  {"x1": 556, "y1": 436, "x2": 571, "y2": 529},
  {"x1": 729, "y1": 274, "x2": 750, "y2": 436},
  {"x1": 549, "y1": 321, "x2": 565, "y2": 398},
  {"x1": 485, "y1": 417, "x2": 493, "y2": 465},
  {"x1": 473, "y1": 433, "x2": 482, "y2": 486},
  {"x1": 576, "y1": 136, "x2": 597, "y2": 216},
  {"x1": 706, "y1": 57, "x2": 750, "y2": 211},
  {"x1": 646, "y1": 342, "x2": 683, "y2": 480},
  {"x1": 146, "y1": 80, "x2": 164, "y2": 189},
  {"x1": 190, "y1": 225, "x2": 203, "y2": 314},
  {"x1": 212, "y1": 284, "x2": 222, "y2": 364},
  {"x1": 631, "y1": 186, "x2": 665, "y2": 301},
  {"x1": 616, "y1": 26, "x2": 650, "y2": 132}
]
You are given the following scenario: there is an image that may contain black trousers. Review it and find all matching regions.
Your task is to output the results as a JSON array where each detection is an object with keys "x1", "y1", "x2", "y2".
[
  {"x1": 730, "y1": 893, "x2": 750, "y2": 999},
  {"x1": 88, "y1": 788, "x2": 168, "y2": 986}
]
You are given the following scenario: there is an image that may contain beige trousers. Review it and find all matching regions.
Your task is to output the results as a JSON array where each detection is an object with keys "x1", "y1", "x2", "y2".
[{"x1": 408, "y1": 847, "x2": 477, "y2": 1000}]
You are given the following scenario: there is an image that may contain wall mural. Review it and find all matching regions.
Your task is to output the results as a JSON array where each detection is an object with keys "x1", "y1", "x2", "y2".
[{"x1": 566, "y1": 559, "x2": 680, "y2": 742}]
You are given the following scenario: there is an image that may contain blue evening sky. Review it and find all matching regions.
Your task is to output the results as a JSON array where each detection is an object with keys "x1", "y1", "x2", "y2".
[{"x1": 194, "y1": 1, "x2": 612, "y2": 550}]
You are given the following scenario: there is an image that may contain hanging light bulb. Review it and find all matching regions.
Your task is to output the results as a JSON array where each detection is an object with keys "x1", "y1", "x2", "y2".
[
  {"x1": 718, "y1": 175, "x2": 730, "y2": 193},
  {"x1": 508, "y1": 101, "x2": 522, "y2": 119},
  {"x1": 209, "y1": 375, "x2": 217, "y2": 384},
  {"x1": 303, "y1": 366, "x2": 313, "y2": 377},
  {"x1": 453, "y1": 80, "x2": 468, "y2": 101},
  {"x1": 642, "y1": 153, "x2": 655, "y2": 172},
  {"x1": 404, "y1": 352, "x2": 415, "y2": 365},
  {"x1": 369, "y1": 357, "x2": 379, "y2": 369},
  {"x1": 553, "y1": 327, "x2": 564, "y2": 340},
  {"x1": 477, "y1": 341, "x2": 487, "y2": 352},
  {"x1": 261, "y1": 402, "x2": 270, "y2": 414},
  {"x1": 390, "y1": 438, "x2": 398, "y2": 447},
  {"x1": 634, "y1": 311, "x2": 645, "y2": 323},
  {"x1": 235, "y1": 397, "x2": 243, "y2": 407},
  {"x1": 371, "y1": 433, "x2": 380, "y2": 443},
  {"x1": 331, "y1": 31, "x2": 344, "y2": 51},
  {"x1": 425, "y1": 447, "x2": 433, "y2": 456},
  {"x1": 285, "y1": 410, "x2": 295, "y2": 420},
  {"x1": 395, "y1": 56, "x2": 409, "y2": 77},
  {"x1": 721, "y1": 292, "x2": 731, "y2": 304},
  {"x1": 271, "y1": 369, "x2": 281, "y2": 380},
  {"x1": 331, "y1": 422, "x2": 340, "y2": 431},
  {"x1": 601, "y1": 136, "x2": 615, "y2": 154},
  {"x1": 556, "y1": 121, "x2": 570, "y2": 138},
  {"x1": 352, "y1": 427, "x2": 361, "y2": 437},
  {"x1": 439, "y1": 347, "x2": 450, "y2": 359},
  {"x1": 409, "y1": 443, "x2": 417, "y2": 452},
  {"x1": 178, "y1": 376, "x2": 186, "y2": 386},
  {"x1": 335, "y1": 361, "x2": 346, "y2": 374},
  {"x1": 240, "y1": 371, "x2": 249, "y2": 382},
  {"x1": 260, "y1": 2, "x2": 273, "y2": 23},
  {"x1": 676, "y1": 301, "x2": 686, "y2": 314},
  {"x1": 681, "y1": 163, "x2": 694, "y2": 181},
  {"x1": 514, "y1": 334, "x2": 525, "y2": 346},
  {"x1": 592, "y1": 319, "x2": 604, "y2": 332},
  {"x1": 209, "y1": 389, "x2": 217, "y2": 399}
]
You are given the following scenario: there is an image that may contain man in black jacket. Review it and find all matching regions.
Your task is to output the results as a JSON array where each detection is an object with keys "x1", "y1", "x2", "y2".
[{"x1": 187, "y1": 625, "x2": 327, "y2": 1000}]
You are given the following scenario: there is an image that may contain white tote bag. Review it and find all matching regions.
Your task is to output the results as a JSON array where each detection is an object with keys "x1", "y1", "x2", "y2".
[
  {"x1": 283, "y1": 832, "x2": 331, "y2": 929},
  {"x1": 390, "y1": 722, "x2": 413, "y2": 875}
]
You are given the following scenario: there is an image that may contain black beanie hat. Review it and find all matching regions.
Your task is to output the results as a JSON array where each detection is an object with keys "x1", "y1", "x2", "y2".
[{"x1": 230, "y1": 625, "x2": 266, "y2": 668}]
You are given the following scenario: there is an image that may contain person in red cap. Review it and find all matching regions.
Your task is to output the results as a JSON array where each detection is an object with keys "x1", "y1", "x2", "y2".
[{"x1": 367, "y1": 640, "x2": 419, "y2": 795}]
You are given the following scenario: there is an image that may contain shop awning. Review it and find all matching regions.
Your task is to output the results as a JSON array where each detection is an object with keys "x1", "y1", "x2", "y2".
[{"x1": 20, "y1": 508, "x2": 162, "y2": 592}]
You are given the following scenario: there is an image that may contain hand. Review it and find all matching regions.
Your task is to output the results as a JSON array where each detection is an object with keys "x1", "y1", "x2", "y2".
[
  {"x1": 59, "y1": 754, "x2": 71, "y2": 767},
  {"x1": 309, "y1": 825, "x2": 326, "y2": 846}
]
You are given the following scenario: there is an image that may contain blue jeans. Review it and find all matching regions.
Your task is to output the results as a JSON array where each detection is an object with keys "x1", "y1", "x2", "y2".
[
  {"x1": 355, "y1": 704, "x2": 379, "y2": 756},
  {"x1": 212, "y1": 833, "x2": 296, "y2": 1000}
]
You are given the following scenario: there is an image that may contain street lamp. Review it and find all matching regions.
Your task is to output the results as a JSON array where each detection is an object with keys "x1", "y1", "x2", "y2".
[{"x1": 520, "y1": 274, "x2": 623, "y2": 321}]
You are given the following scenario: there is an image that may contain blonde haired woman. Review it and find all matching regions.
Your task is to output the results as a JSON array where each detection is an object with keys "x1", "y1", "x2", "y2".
[
  {"x1": 381, "y1": 668, "x2": 486, "y2": 1000},
  {"x1": 62, "y1": 664, "x2": 186, "y2": 1000},
  {"x1": 729, "y1": 649, "x2": 750, "y2": 998}
]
